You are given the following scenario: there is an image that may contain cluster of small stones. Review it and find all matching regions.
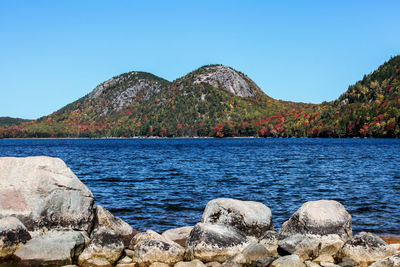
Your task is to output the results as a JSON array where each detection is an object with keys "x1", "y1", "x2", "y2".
[{"x1": 1, "y1": 156, "x2": 399, "y2": 267}]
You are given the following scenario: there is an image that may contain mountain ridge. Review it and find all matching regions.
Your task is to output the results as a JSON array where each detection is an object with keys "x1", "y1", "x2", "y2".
[{"x1": 1, "y1": 56, "x2": 399, "y2": 138}]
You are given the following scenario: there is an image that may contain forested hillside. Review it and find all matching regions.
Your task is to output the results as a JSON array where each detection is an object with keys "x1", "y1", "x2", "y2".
[
  {"x1": 0, "y1": 117, "x2": 30, "y2": 127},
  {"x1": 278, "y1": 55, "x2": 400, "y2": 137},
  {"x1": 1, "y1": 56, "x2": 399, "y2": 138}
]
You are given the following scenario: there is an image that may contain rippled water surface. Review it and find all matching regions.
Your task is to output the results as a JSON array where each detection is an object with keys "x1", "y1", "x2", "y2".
[{"x1": 1, "y1": 138, "x2": 399, "y2": 234}]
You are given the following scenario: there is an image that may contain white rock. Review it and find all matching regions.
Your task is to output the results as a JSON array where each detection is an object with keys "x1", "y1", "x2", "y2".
[
  {"x1": 202, "y1": 198, "x2": 273, "y2": 238},
  {"x1": 337, "y1": 232, "x2": 398, "y2": 267},
  {"x1": 279, "y1": 200, "x2": 352, "y2": 241},
  {"x1": 0, "y1": 156, "x2": 95, "y2": 233}
]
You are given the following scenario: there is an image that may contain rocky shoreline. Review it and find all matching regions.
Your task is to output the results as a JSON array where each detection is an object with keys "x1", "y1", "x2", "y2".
[{"x1": 0, "y1": 157, "x2": 399, "y2": 267}]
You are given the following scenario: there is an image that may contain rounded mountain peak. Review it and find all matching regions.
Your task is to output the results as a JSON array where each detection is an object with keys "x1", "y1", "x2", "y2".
[
  {"x1": 188, "y1": 64, "x2": 264, "y2": 98},
  {"x1": 88, "y1": 71, "x2": 169, "y2": 102},
  {"x1": 84, "y1": 71, "x2": 170, "y2": 115}
]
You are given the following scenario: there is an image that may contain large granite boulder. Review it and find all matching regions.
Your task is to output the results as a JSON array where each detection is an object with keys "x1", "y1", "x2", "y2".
[
  {"x1": 78, "y1": 228, "x2": 124, "y2": 267},
  {"x1": 185, "y1": 223, "x2": 249, "y2": 262},
  {"x1": 162, "y1": 226, "x2": 193, "y2": 247},
  {"x1": 132, "y1": 240, "x2": 184, "y2": 267},
  {"x1": 0, "y1": 156, "x2": 95, "y2": 233},
  {"x1": 0, "y1": 216, "x2": 31, "y2": 259},
  {"x1": 95, "y1": 205, "x2": 137, "y2": 247},
  {"x1": 13, "y1": 231, "x2": 85, "y2": 266},
  {"x1": 277, "y1": 233, "x2": 344, "y2": 263},
  {"x1": 279, "y1": 200, "x2": 352, "y2": 240},
  {"x1": 278, "y1": 200, "x2": 352, "y2": 262},
  {"x1": 337, "y1": 232, "x2": 398, "y2": 267},
  {"x1": 202, "y1": 198, "x2": 273, "y2": 238}
]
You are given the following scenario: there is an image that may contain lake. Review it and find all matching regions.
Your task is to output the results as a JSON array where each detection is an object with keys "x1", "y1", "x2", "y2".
[{"x1": 0, "y1": 138, "x2": 399, "y2": 235}]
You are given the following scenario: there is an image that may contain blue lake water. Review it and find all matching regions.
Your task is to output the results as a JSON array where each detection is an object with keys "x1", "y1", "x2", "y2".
[{"x1": 0, "y1": 138, "x2": 399, "y2": 235}]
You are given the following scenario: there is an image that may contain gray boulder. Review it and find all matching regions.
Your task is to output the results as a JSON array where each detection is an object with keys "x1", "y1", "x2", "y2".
[
  {"x1": 0, "y1": 156, "x2": 95, "y2": 233},
  {"x1": 0, "y1": 216, "x2": 31, "y2": 259},
  {"x1": 132, "y1": 239, "x2": 184, "y2": 267},
  {"x1": 185, "y1": 223, "x2": 249, "y2": 262},
  {"x1": 162, "y1": 226, "x2": 193, "y2": 247},
  {"x1": 337, "y1": 232, "x2": 398, "y2": 267},
  {"x1": 278, "y1": 234, "x2": 313, "y2": 261},
  {"x1": 78, "y1": 228, "x2": 124, "y2": 267},
  {"x1": 278, "y1": 200, "x2": 352, "y2": 263},
  {"x1": 241, "y1": 242, "x2": 269, "y2": 262},
  {"x1": 270, "y1": 254, "x2": 305, "y2": 267},
  {"x1": 279, "y1": 200, "x2": 352, "y2": 240},
  {"x1": 95, "y1": 205, "x2": 137, "y2": 247},
  {"x1": 13, "y1": 231, "x2": 85, "y2": 266},
  {"x1": 202, "y1": 198, "x2": 273, "y2": 238},
  {"x1": 277, "y1": 233, "x2": 344, "y2": 263}
]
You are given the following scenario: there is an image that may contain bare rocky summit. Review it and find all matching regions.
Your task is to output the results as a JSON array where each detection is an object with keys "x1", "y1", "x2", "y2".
[
  {"x1": 85, "y1": 71, "x2": 170, "y2": 116},
  {"x1": 189, "y1": 65, "x2": 263, "y2": 98}
]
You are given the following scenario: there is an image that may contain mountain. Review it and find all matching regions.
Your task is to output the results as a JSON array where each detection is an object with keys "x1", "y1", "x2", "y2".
[
  {"x1": 1, "y1": 56, "x2": 399, "y2": 138},
  {"x1": 0, "y1": 64, "x2": 305, "y2": 138},
  {"x1": 280, "y1": 55, "x2": 400, "y2": 137},
  {"x1": 52, "y1": 71, "x2": 170, "y2": 120}
]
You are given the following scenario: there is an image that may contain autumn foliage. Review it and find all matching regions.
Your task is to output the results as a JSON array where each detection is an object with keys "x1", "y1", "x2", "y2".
[{"x1": 1, "y1": 57, "x2": 400, "y2": 138}]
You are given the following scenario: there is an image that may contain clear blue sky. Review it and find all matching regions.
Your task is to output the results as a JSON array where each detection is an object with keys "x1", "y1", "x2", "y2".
[{"x1": 1, "y1": 1, "x2": 399, "y2": 119}]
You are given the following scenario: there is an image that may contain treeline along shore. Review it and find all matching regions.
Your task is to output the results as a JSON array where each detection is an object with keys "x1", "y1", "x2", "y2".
[
  {"x1": 1, "y1": 56, "x2": 400, "y2": 139},
  {"x1": 0, "y1": 156, "x2": 399, "y2": 267}
]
